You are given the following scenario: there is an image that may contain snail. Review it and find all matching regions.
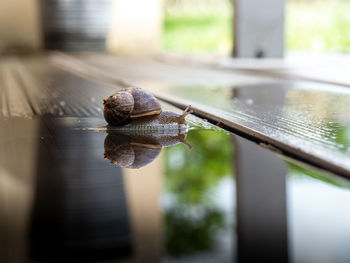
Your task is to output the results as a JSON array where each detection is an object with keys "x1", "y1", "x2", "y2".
[
  {"x1": 104, "y1": 131, "x2": 192, "y2": 169},
  {"x1": 102, "y1": 87, "x2": 193, "y2": 168},
  {"x1": 103, "y1": 87, "x2": 192, "y2": 130}
]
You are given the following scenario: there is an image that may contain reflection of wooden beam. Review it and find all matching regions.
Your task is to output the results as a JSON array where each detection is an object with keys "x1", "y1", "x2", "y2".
[
  {"x1": 123, "y1": 154, "x2": 163, "y2": 263},
  {"x1": 234, "y1": 135, "x2": 288, "y2": 262},
  {"x1": 0, "y1": 119, "x2": 39, "y2": 263},
  {"x1": 234, "y1": 0, "x2": 285, "y2": 58},
  {"x1": 29, "y1": 119, "x2": 132, "y2": 261}
]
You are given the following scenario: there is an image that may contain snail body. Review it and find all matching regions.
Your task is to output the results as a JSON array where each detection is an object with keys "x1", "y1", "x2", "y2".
[
  {"x1": 109, "y1": 109, "x2": 191, "y2": 134},
  {"x1": 103, "y1": 87, "x2": 162, "y2": 126}
]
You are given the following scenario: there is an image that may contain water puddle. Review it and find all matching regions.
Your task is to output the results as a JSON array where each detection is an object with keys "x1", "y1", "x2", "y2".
[{"x1": 1, "y1": 117, "x2": 350, "y2": 262}]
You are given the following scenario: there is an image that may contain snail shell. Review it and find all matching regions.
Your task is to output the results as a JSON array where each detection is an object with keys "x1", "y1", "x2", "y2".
[
  {"x1": 103, "y1": 87, "x2": 162, "y2": 126},
  {"x1": 104, "y1": 132, "x2": 190, "y2": 169},
  {"x1": 104, "y1": 133, "x2": 162, "y2": 169}
]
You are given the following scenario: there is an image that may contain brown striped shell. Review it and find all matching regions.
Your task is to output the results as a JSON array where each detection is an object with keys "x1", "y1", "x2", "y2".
[
  {"x1": 103, "y1": 87, "x2": 161, "y2": 126},
  {"x1": 103, "y1": 131, "x2": 191, "y2": 169}
]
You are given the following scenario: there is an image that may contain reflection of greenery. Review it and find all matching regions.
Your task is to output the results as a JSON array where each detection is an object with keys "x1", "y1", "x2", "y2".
[
  {"x1": 326, "y1": 123, "x2": 350, "y2": 153},
  {"x1": 165, "y1": 129, "x2": 233, "y2": 204},
  {"x1": 287, "y1": 162, "x2": 350, "y2": 189},
  {"x1": 165, "y1": 207, "x2": 224, "y2": 257},
  {"x1": 164, "y1": 129, "x2": 233, "y2": 257}
]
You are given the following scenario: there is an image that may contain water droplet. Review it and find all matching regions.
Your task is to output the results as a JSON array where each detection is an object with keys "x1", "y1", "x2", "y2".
[{"x1": 245, "y1": 99, "x2": 254, "y2": 105}]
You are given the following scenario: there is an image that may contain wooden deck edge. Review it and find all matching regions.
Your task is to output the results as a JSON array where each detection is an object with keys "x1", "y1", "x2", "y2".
[{"x1": 156, "y1": 92, "x2": 350, "y2": 179}]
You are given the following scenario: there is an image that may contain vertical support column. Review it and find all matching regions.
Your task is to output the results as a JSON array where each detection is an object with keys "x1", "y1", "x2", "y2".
[{"x1": 233, "y1": 0, "x2": 285, "y2": 58}]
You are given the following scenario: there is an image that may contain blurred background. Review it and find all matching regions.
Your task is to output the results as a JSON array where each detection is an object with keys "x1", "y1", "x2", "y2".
[
  {"x1": 1, "y1": 0, "x2": 349, "y2": 56},
  {"x1": 164, "y1": 0, "x2": 350, "y2": 55}
]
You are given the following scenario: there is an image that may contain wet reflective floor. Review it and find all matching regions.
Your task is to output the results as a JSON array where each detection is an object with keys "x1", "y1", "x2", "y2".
[
  {"x1": 61, "y1": 53, "x2": 350, "y2": 176},
  {"x1": 2, "y1": 116, "x2": 350, "y2": 263}
]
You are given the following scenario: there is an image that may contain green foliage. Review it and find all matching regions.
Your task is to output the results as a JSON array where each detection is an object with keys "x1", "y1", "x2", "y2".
[
  {"x1": 163, "y1": 0, "x2": 350, "y2": 53},
  {"x1": 287, "y1": 0, "x2": 350, "y2": 52},
  {"x1": 165, "y1": 207, "x2": 225, "y2": 257},
  {"x1": 287, "y1": 162, "x2": 350, "y2": 189},
  {"x1": 326, "y1": 123, "x2": 350, "y2": 153},
  {"x1": 165, "y1": 129, "x2": 233, "y2": 204},
  {"x1": 163, "y1": 1, "x2": 232, "y2": 54},
  {"x1": 164, "y1": 129, "x2": 233, "y2": 257},
  {"x1": 164, "y1": 13, "x2": 232, "y2": 53}
]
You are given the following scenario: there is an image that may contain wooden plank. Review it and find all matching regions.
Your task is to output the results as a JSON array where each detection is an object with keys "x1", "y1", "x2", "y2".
[
  {"x1": 1, "y1": 60, "x2": 34, "y2": 118},
  {"x1": 56, "y1": 53, "x2": 350, "y2": 177},
  {"x1": 156, "y1": 83, "x2": 350, "y2": 177},
  {"x1": 0, "y1": 56, "x2": 113, "y2": 118},
  {"x1": 4, "y1": 53, "x2": 346, "y2": 177},
  {"x1": 56, "y1": 52, "x2": 278, "y2": 87},
  {"x1": 217, "y1": 53, "x2": 350, "y2": 88},
  {"x1": 0, "y1": 55, "x2": 213, "y2": 131}
]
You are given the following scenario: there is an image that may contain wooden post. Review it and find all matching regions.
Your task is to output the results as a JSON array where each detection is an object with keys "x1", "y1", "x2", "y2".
[
  {"x1": 233, "y1": 0, "x2": 285, "y2": 58},
  {"x1": 0, "y1": 0, "x2": 41, "y2": 53}
]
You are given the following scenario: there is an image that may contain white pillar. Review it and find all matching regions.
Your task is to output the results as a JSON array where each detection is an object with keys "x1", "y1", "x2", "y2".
[{"x1": 234, "y1": 0, "x2": 285, "y2": 58}]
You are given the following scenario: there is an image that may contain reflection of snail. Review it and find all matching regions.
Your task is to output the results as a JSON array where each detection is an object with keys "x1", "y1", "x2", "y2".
[
  {"x1": 104, "y1": 131, "x2": 191, "y2": 169},
  {"x1": 103, "y1": 87, "x2": 192, "y2": 127}
]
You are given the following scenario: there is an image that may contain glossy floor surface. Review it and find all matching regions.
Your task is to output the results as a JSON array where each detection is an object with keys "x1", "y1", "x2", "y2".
[
  {"x1": 2, "y1": 116, "x2": 350, "y2": 262},
  {"x1": 1, "y1": 54, "x2": 350, "y2": 262}
]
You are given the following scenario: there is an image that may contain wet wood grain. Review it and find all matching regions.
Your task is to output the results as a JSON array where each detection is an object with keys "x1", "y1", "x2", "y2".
[{"x1": 1, "y1": 53, "x2": 350, "y2": 177}]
